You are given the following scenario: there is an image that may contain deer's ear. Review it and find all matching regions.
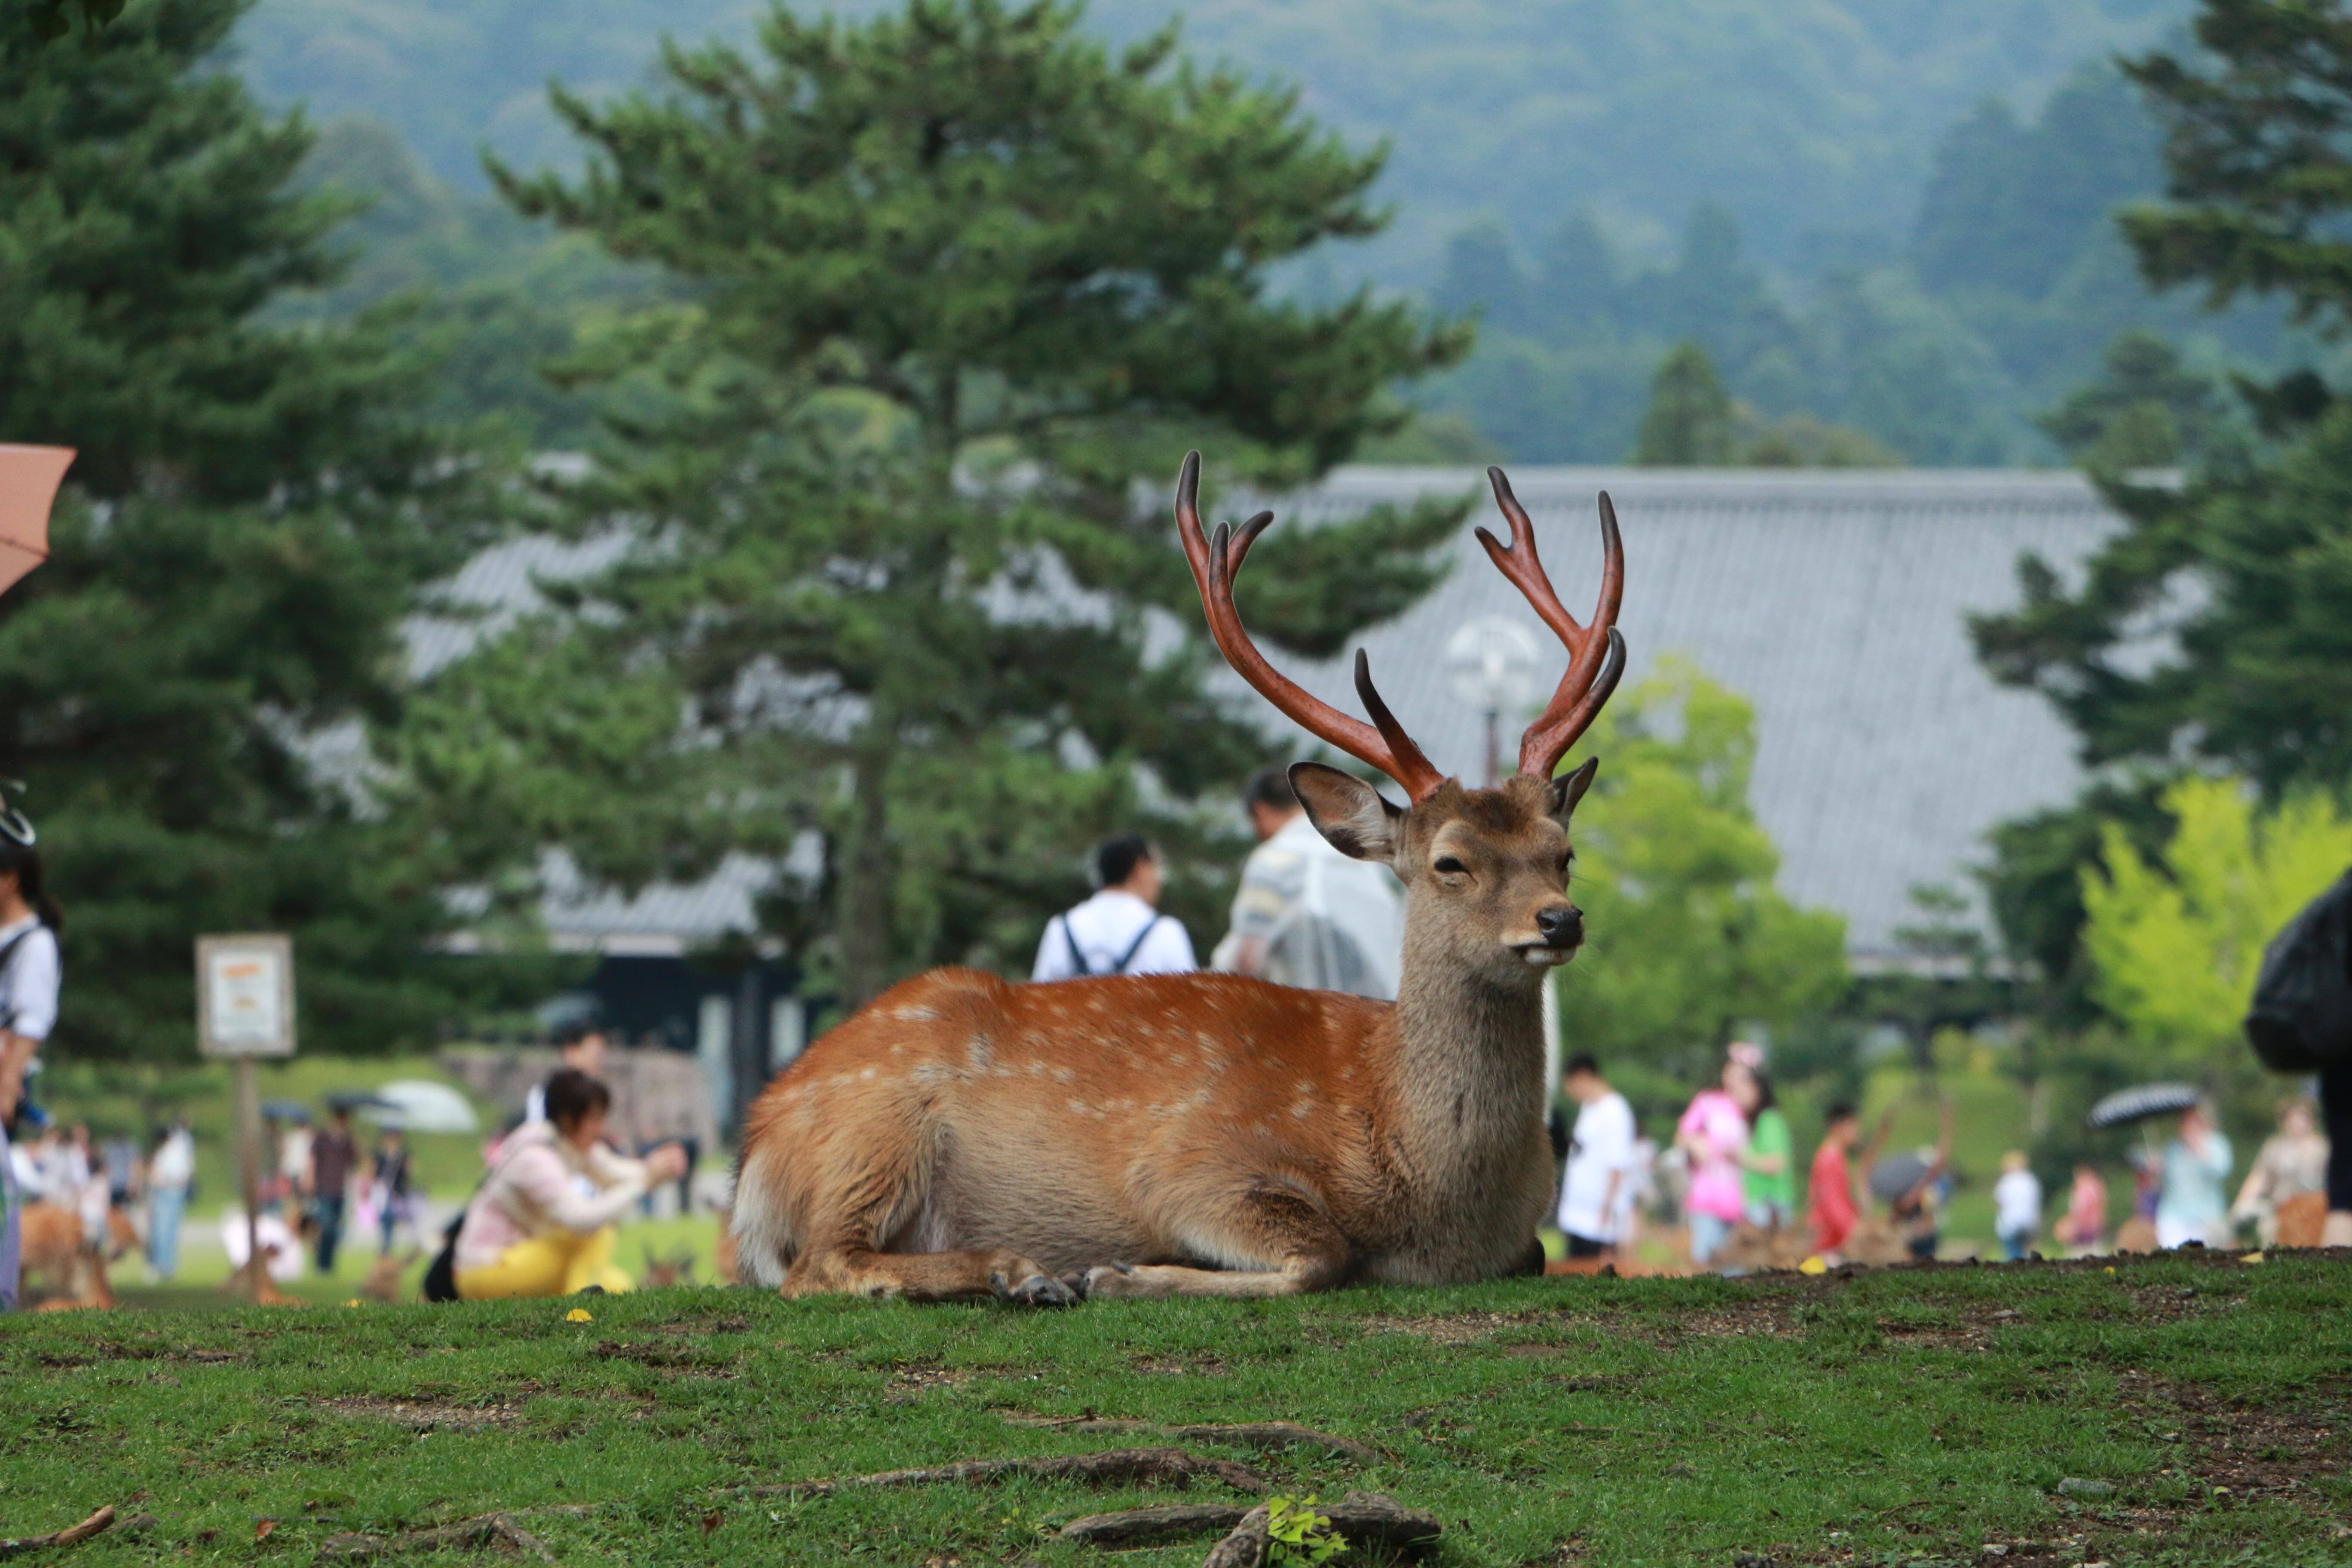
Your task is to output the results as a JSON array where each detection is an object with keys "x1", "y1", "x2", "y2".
[
  {"x1": 1289, "y1": 762, "x2": 1404, "y2": 863},
  {"x1": 1547, "y1": 757, "x2": 1600, "y2": 824}
]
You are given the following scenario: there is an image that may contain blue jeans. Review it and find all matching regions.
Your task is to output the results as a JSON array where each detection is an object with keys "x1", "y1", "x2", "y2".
[
  {"x1": 1689, "y1": 1210, "x2": 1735, "y2": 1265},
  {"x1": 314, "y1": 1195, "x2": 346, "y2": 1274},
  {"x1": 150, "y1": 1185, "x2": 187, "y2": 1279}
]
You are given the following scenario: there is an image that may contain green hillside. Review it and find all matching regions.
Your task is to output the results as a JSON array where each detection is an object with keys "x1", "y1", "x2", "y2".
[
  {"x1": 230, "y1": 0, "x2": 2193, "y2": 279},
  {"x1": 230, "y1": 0, "x2": 2334, "y2": 462}
]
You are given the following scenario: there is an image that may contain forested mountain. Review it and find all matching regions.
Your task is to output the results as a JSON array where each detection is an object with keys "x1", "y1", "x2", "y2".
[
  {"x1": 225, "y1": 0, "x2": 2330, "y2": 462},
  {"x1": 1423, "y1": 61, "x2": 2325, "y2": 463},
  {"x1": 229, "y1": 0, "x2": 2190, "y2": 280}
]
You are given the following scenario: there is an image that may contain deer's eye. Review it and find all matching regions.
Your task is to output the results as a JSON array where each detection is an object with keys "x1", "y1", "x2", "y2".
[{"x1": 1433, "y1": 855, "x2": 1469, "y2": 877}]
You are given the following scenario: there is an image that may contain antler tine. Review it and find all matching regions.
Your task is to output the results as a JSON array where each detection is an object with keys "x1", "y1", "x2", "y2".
[
  {"x1": 1522, "y1": 626, "x2": 1626, "y2": 780},
  {"x1": 1473, "y1": 471, "x2": 1628, "y2": 779},
  {"x1": 1175, "y1": 451, "x2": 1447, "y2": 801}
]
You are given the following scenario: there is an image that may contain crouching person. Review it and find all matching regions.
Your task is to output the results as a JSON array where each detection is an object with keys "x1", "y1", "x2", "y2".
[{"x1": 453, "y1": 1069, "x2": 689, "y2": 1299}]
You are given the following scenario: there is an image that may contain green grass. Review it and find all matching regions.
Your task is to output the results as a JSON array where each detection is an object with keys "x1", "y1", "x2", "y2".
[{"x1": 6, "y1": 1253, "x2": 2349, "y2": 1565}]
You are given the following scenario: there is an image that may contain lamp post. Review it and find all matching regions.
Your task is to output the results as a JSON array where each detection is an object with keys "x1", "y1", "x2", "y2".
[{"x1": 1443, "y1": 615, "x2": 1541, "y2": 786}]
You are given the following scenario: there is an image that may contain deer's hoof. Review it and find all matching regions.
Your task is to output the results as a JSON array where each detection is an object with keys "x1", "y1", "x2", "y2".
[
  {"x1": 1000, "y1": 1272, "x2": 1081, "y2": 1308},
  {"x1": 1080, "y1": 1262, "x2": 1152, "y2": 1298}
]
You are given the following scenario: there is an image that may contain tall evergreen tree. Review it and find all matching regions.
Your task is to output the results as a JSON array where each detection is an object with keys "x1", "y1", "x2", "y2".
[
  {"x1": 1632, "y1": 342, "x2": 1735, "y2": 465},
  {"x1": 0, "y1": 0, "x2": 518, "y2": 1059},
  {"x1": 472, "y1": 0, "x2": 1470, "y2": 1008},
  {"x1": 1972, "y1": 0, "x2": 2352, "y2": 991}
]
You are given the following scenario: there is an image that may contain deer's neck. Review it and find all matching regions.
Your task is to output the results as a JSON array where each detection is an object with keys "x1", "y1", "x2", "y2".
[{"x1": 1387, "y1": 947, "x2": 1548, "y2": 1167}]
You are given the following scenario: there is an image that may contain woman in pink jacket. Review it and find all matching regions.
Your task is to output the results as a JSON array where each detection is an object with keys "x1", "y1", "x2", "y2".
[
  {"x1": 1677, "y1": 1057, "x2": 1755, "y2": 1268},
  {"x1": 453, "y1": 1070, "x2": 687, "y2": 1299}
]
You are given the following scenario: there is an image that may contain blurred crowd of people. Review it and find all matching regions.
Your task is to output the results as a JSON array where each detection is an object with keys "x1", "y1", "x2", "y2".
[{"x1": 1553, "y1": 1046, "x2": 2338, "y2": 1272}]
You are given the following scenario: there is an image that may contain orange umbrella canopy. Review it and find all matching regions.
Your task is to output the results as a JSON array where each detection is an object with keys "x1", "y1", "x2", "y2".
[{"x1": 0, "y1": 444, "x2": 76, "y2": 595}]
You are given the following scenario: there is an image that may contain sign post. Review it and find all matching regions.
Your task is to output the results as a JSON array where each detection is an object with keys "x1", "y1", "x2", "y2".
[{"x1": 196, "y1": 934, "x2": 295, "y2": 1304}]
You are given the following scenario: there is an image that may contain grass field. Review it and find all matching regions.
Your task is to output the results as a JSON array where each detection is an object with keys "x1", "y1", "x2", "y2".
[{"x1": 5, "y1": 1251, "x2": 2348, "y2": 1566}]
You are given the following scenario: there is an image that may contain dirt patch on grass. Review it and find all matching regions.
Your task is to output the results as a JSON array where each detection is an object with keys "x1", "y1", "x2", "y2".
[
  {"x1": 656, "y1": 1314, "x2": 751, "y2": 1336},
  {"x1": 320, "y1": 1396, "x2": 523, "y2": 1430},
  {"x1": 1127, "y1": 1353, "x2": 1231, "y2": 1376},
  {"x1": 2125, "y1": 1372, "x2": 2350, "y2": 1504},
  {"x1": 1360, "y1": 1310, "x2": 1537, "y2": 1345},
  {"x1": 590, "y1": 1339, "x2": 738, "y2": 1375},
  {"x1": 886, "y1": 1362, "x2": 981, "y2": 1397},
  {"x1": 1646, "y1": 1297, "x2": 1805, "y2": 1346}
]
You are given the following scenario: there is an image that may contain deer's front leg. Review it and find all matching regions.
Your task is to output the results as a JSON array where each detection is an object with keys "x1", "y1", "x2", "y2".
[{"x1": 1084, "y1": 1183, "x2": 1350, "y2": 1299}]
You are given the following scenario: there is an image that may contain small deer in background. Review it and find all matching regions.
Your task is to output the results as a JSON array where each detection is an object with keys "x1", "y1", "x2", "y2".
[
  {"x1": 640, "y1": 1245, "x2": 699, "y2": 1289},
  {"x1": 361, "y1": 1248, "x2": 421, "y2": 1303},
  {"x1": 732, "y1": 452, "x2": 1626, "y2": 1302}
]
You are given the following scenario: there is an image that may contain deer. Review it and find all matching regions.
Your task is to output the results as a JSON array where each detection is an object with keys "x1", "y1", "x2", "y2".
[{"x1": 730, "y1": 452, "x2": 1626, "y2": 1303}]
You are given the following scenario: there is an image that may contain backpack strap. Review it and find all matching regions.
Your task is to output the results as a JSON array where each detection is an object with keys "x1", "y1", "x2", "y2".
[
  {"x1": 1059, "y1": 915, "x2": 1093, "y2": 978},
  {"x1": 0, "y1": 923, "x2": 38, "y2": 1034},
  {"x1": 1110, "y1": 916, "x2": 1164, "y2": 976}
]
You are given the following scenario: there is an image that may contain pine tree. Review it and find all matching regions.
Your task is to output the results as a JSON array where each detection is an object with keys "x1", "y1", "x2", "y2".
[
  {"x1": 1632, "y1": 342, "x2": 1735, "y2": 465},
  {"x1": 471, "y1": 0, "x2": 1470, "y2": 1008},
  {"x1": 1972, "y1": 0, "x2": 2352, "y2": 997},
  {"x1": 0, "y1": 0, "x2": 521, "y2": 1059}
]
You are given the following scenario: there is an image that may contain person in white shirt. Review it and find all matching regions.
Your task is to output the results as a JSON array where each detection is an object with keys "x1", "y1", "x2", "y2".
[
  {"x1": 1211, "y1": 766, "x2": 1405, "y2": 1000},
  {"x1": 1555, "y1": 1053, "x2": 1639, "y2": 1259},
  {"x1": 1031, "y1": 835, "x2": 1196, "y2": 982},
  {"x1": 147, "y1": 1120, "x2": 196, "y2": 1281},
  {"x1": 0, "y1": 816, "x2": 64, "y2": 1314},
  {"x1": 1993, "y1": 1149, "x2": 2044, "y2": 1261}
]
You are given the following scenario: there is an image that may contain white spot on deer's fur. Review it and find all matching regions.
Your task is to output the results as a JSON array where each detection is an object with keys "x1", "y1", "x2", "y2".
[
  {"x1": 1195, "y1": 1032, "x2": 1218, "y2": 1049},
  {"x1": 1053, "y1": 1067, "x2": 1075, "y2": 1084},
  {"x1": 894, "y1": 1004, "x2": 939, "y2": 1021},
  {"x1": 966, "y1": 1038, "x2": 992, "y2": 1071},
  {"x1": 1028, "y1": 1061, "x2": 1046, "y2": 1075},
  {"x1": 1069, "y1": 1099, "x2": 1089, "y2": 1115},
  {"x1": 1292, "y1": 1100, "x2": 1314, "y2": 1119}
]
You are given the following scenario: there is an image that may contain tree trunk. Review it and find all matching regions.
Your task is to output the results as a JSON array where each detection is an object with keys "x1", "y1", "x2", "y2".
[{"x1": 838, "y1": 731, "x2": 895, "y2": 1009}]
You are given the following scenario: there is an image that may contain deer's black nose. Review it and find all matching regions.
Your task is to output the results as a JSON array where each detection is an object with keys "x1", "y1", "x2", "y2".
[{"x1": 1537, "y1": 906, "x2": 1584, "y2": 946}]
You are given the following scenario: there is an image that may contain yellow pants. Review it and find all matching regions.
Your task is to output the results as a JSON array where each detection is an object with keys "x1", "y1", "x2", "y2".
[{"x1": 455, "y1": 1225, "x2": 631, "y2": 1299}]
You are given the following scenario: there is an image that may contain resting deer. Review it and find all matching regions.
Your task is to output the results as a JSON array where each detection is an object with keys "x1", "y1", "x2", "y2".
[{"x1": 732, "y1": 453, "x2": 1626, "y2": 1302}]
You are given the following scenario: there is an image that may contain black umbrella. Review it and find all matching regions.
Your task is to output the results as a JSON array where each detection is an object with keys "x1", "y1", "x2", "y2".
[
  {"x1": 2086, "y1": 1082, "x2": 2202, "y2": 1131},
  {"x1": 326, "y1": 1090, "x2": 395, "y2": 1113},
  {"x1": 259, "y1": 1099, "x2": 312, "y2": 1123}
]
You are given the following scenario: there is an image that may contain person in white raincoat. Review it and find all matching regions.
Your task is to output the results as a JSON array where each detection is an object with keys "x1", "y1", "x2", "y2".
[{"x1": 1212, "y1": 766, "x2": 1405, "y2": 1000}]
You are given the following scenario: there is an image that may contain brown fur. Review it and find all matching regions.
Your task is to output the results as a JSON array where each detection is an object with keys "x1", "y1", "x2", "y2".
[
  {"x1": 17, "y1": 1200, "x2": 115, "y2": 1309},
  {"x1": 732, "y1": 772, "x2": 1593, "y2": 1303}
]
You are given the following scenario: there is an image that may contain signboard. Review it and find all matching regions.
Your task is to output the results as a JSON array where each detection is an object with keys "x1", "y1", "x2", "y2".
[{"x1": 196, "y1": 934, "x2": 296, "y2": 1058}]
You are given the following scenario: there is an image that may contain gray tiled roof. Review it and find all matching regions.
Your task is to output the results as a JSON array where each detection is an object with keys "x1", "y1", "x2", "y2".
[
  {"x1": 415, "y1": 468, "x2": 2119, "y2": 959},
  {"x1": 1247, "y1": 467, "x2": 2117, "y2": 958}
]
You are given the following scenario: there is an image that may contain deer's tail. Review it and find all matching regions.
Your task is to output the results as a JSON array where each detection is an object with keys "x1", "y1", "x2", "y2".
[{"x1": 727, "y1": 1141, "x2": 799, "y2": 1289}]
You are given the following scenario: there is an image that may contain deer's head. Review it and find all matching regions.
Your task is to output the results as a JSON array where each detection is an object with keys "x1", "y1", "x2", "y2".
[{"x1": 1176, "y1": 453, "x2": 1625, "y2": 984}]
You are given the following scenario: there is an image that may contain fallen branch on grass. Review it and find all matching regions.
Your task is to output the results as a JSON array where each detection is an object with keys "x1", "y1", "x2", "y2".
[
  {"x1": 1004, "y1": 1417, "x2": 1384, "y2": 1463},
  {"x1": 732, "y1": 1447, "x2": 1273, "y2": 1500},
  {"x1": 0, "y1": 1507, "x2": 116, "y2": 1558},
  {"x1": 1057, "y1": 1503, "x2": 1253, "y2": 1547},
  {"x1": 318, "y1": 1508, "x2": 590, "y2": 1562},
  {"x1": 1064, "y1": 1491, "x2": 1442, "y2": 1559}
]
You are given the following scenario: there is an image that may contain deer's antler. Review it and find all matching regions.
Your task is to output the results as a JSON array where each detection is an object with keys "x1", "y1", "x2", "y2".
[
  {"x1": 1176, "y1": 450, "x2": 1446, "y2": 802},
  {"x1": 1476, "y1": 469, "x2": 1627, "y2": 781}
]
